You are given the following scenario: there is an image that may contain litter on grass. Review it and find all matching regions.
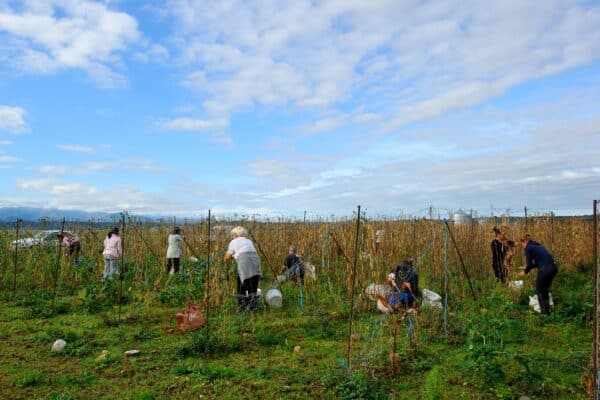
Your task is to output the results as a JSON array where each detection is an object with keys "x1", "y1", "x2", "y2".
[
  {"x1": 175, "y1": 303, "x2": 205, "y2": 332},
  {"x1": 51, "y1": 339, "x2": 66, "y2": 352},
  {"x1": 95, "y1": 350, "x2": 109, "y2": 361},
  {"x1": 422, "y1": 289, "x2": 442, "y2": 310}
]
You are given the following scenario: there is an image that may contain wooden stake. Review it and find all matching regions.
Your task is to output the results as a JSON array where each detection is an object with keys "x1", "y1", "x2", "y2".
[
  {"x1": 52, "y1": 218, "x2": 66, "y2": 306},
  {"x1": 206, "y1": 209, "x2": 211, "y2": 328},
  {"x1": 444, "y1": 220, "x2": 477, "y2": 301},
  {"x1": 593, "y1": 200, "x2": 598, "y2": 394},
  {"x1": 346, "y1": 205, "x2": 361, "y2": 371},
  {"x1": 248, "y1": 229, "x2": 277, "y2": 278},
  {"x1": 118, "y1": 213, "x2": 125, "y2": 324},
  {"x1": 550, "y1": 212, "x2": 555, "y2": 253},
  {"x1": 12, "y1": 218, "x2": 21, "y2": 300}
]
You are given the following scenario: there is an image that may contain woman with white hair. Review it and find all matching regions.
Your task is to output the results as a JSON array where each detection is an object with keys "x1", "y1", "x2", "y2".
[{"x1": 224, "y1": 226, "x2": 262, "y2": 310}]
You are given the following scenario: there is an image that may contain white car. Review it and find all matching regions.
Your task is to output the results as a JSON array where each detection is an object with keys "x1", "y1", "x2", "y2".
[{"x1": 11, "y1": 230, "x2": 79, "y2": 249}]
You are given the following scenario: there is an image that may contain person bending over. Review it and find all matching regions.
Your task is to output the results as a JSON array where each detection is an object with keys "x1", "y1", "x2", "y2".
[
  {"x1": 518, "y1": 235, "x2": 558, "y2": 315},
  {"x1": 281, "y1": 245, "x2": 304, "y2": 284},
  {"x1": 224, "y1": 226, "x2": 262, "y2": 311}
]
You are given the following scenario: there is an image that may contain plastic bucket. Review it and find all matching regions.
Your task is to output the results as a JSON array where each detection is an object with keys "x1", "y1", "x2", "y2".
[{"x1": 265, "y1": 289, "x2": 283, "y2": 308}]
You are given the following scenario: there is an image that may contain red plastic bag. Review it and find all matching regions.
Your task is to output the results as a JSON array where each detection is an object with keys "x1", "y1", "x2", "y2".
[{"x1": 175, "y1": 302, "x2": 205, "y2": 332}]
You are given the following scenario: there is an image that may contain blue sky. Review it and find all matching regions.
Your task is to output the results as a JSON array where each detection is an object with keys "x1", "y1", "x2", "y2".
[{"x1": 0, "y1": 0, "x2": 599, "y2": 217}]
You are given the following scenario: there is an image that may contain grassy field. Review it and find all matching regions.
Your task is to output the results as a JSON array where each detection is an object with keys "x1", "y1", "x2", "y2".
[
  {"x1": 0, "y1": 265, "x2": 592, "y2": 400},
  {"x1": 0, "y1": 217, "x2": 595, "y2": 399}
]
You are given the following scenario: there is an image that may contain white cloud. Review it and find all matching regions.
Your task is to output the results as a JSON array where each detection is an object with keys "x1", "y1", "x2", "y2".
[
  {"x1": 0, "y1": 105, "x2": 28, "y2": 134},
  {"x1": 38, "y1": 165, "x2": 69, "y2": 175},
  {"x1": 17, "y1": 177, "x2": 54, "y2": 191},
  {"x1": 159, "y1": 117, "x2": 227, "y2": 131},
  {"x1": 85, "y1": 162, "x2": 112, "y2": 171},
  {"x1": 0, "y1": 0, "x2": 141, "y2": 88},
  {"x1": 164, "y1": 0, "x2": 600, "y2": 133},
  {"x1": 157, "y1": 117, "x2": 232, "y2": 145},
  {"x1": 57, "y1": 144, "x2": 95, "y2": 153},
  {"x1": 172, "y1": 104, "x2": 196, "y2": 114},
  {"x1": 0, "y1": 155, "x2": 22, "y2": 162},
  {"x1": 133, "y1": 43, "x2": 170, "y2": 63},
  {"x1": 304, "y1": 114, "x2": 349, "y2": 135},
  {"x1": 17, "y1": 177, "x2": 99, "y2": 197},
  {"x1": 15, "y1": 176, "x2": 178, "y2": 214},
  {"x1": 122, "y1": 158, "x2": 167, "y2": 173},
  {"x1": 0, "y1": 140, "x2": 13, "y2": 145},
  {"x1": 247, "y1": 159, "x2": 297, "y2": 183},
  {"x1": 239, "y1": 86, "x2": 600, "y2": 215}
]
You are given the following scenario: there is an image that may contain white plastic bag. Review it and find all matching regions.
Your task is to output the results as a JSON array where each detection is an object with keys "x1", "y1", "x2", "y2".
[
  {"x1": 508, "y1": 280, "x2": 524, "y2": 291},
  {"x1": 528, "y1": 294, "x2": 554, "y2": 313},
  {"x1": 422, "y1": 288, "x2": 443, "y2": 310},
  {"x1": 365, "y1": 283, "x2": 391, "y2": 301},
  {"x1": 304, "y1": 262, "x2": 316, "y2": 281}
]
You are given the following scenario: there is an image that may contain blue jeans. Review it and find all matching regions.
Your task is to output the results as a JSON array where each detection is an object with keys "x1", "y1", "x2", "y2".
[
  {"x1": 388, "y1": 290, "x2": 415, "y2": 309},
  {"x1": 103, "y1": 257, "x2": 119, "y2": 279}
]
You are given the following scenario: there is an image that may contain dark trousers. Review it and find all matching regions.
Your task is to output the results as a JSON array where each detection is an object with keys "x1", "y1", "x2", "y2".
[
  {"x1": 492, "y1": 263, "x2": 506, "y2": 283},
  {"x1": 167, "y1": 258, "x2": 180, "y2": 273},
  {"x1": 237, "y1": 275, "x2": 260, "y2": 310},
  {"x1": 536, "y1": 264, "x2": 558, "y2": 315},
  {"x1": 68, "y1": 242, "x2": 81, "y2": 262}
]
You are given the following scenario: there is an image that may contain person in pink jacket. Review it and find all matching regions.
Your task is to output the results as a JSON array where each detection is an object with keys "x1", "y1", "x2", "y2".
[{"x1": 102, "y1": 227, "x2": 122, "y2": 279}]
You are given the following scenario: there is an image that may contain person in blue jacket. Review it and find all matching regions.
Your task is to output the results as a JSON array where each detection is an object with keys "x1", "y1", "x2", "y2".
[{"x1": 518, "y1": 235, "x2": 558, "y2": 315}]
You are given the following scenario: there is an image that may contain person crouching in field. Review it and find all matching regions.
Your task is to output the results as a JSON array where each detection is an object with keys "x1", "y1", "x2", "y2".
[
  {"x1": 224, "y1": 226, "x2": 262, "y2": 311},
  {"x1": 518, "y1": 235, "x2": 558, "y2": 315},
  {"x1": 166, "y1": 226, "x2": 183, "y2": 275},
  {"x1": 102, "y1": 227, "x2": 122, "y2": 279},
  {"x1": 387, "y1": 260, "x2": 419, "y2": 310},
  {"x1": 58, "y1": 232, "x2": 81, "y2": 265},
  {"x1": 281, "y1": 245, "x2": 304, "y2": 284}
]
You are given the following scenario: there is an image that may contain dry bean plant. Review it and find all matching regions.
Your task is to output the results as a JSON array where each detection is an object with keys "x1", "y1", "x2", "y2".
[{"x1": 0, "y1": 212, "x2": 594, "y2": 315}]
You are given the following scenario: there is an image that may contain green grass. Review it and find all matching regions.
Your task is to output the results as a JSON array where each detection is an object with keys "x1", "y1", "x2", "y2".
[{"x1": 0, "y1": 270, "x2": 593, "y2": 399}]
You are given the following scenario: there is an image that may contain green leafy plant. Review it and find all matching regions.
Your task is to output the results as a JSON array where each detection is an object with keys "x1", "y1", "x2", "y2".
[{"x1": 12, "y1": 371, "x2": 43, "y2": 388}]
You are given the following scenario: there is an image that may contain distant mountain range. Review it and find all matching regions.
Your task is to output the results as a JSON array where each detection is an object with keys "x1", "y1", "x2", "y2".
[
  {"x1": 0, "y1": 207, "x2": 123, "y2": 223},
  {"x1": 0, "y1": 206, "x2": 590, "y2": 225}
]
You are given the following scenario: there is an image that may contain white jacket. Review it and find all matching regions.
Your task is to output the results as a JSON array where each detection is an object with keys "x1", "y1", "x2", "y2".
[{"x1": 167, "y1": 234, "x2": 183, "y2": 258}]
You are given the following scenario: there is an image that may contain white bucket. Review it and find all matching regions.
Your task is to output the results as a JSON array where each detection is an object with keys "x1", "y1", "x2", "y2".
[{"x1": 265, "y1": 289, "x2": 283, "y2": 308}]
